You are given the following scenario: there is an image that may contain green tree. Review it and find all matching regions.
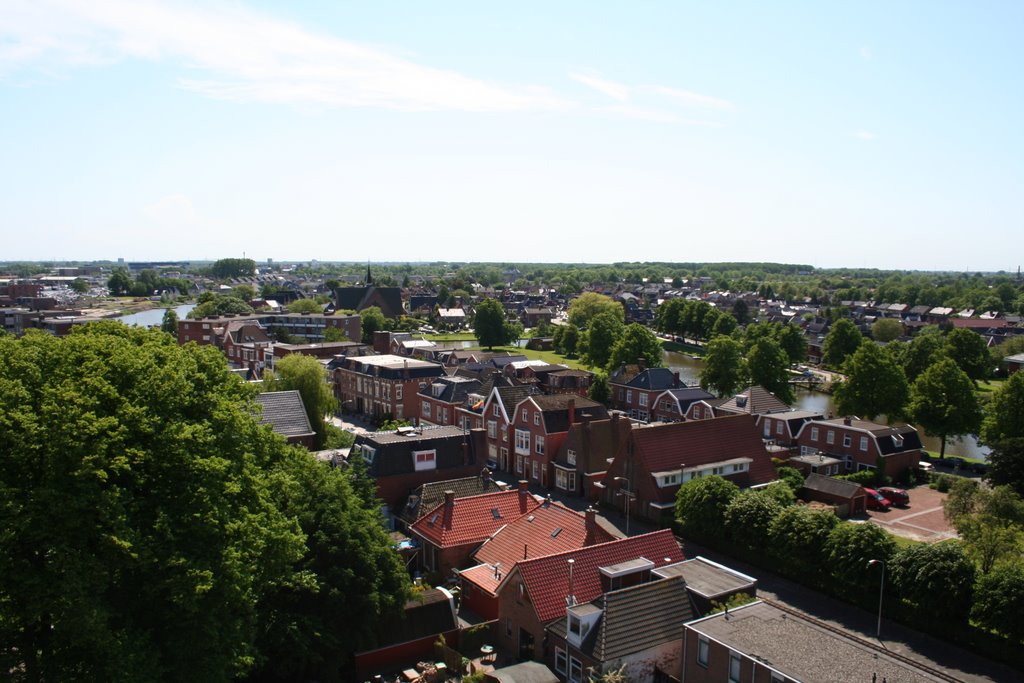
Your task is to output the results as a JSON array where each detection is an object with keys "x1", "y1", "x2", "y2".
[
  {"x1": 724, "y1": 490, "x2": 784, "y2": 552},
  {"x1": 567, "y1": 292, "x2": 624, "y2": 328},
  {"x1": 700, "y1": 336, "x2": 747, "y2": 397},
  {"x1": 606, "y1": 323, "x2": 663, "y2": 373},
  {"x1": 675, "y1": 476, "x2": 739, "y2": 541},
  {"x1": 822, "y1": 318, "x2": 863, "y2": 368},
  {"x1": 360, "y1": 306, "x2": 388, "y2": 345},
  {"x1": 946, "y1": 328, "x2": 991, "y2": 381},
  {"x1": 833, "y1": 342, "x2": 909, "y2": 421},
  {"x1": 985, "y1": 438, "x2": 1024, "y2": 497},
  {"x1": 188, "y1": 295, "x2": 255, "y2": 319},
  {"x1": 981, "y1": 370, "x2": 1024, "y2": 445},
  {"x1": 711, "y1": 313, "x2": 739, "y2": 338},
  {"x1": 161, "y1": 308, "x2": 179, "y2": 338},
  {"x1": 898, "y1": 327, "x2": 948, "y2": 382},
  {"x1": 944, "y1": 480, "x2": 1024, "y2": 573},
  {"x1": 107, "y1": 267, "x2": 133, "y2": 296},
  {"x1": 775, "y1": 323, "x2": 808, "y2": 364},
  {"x1": 211, "y1": 258, "x2": 257, "y2": 279},
  {"x1": 70, "y1": 278, "x2": 89, "y2": 294},
  {"x1": 323, "y1": 326, "x2": 351, "y2": 343},
  {"x1": 588, "y1": 370, "x2": 610, "y2": 404},
  {"x1": 267, "y1": 354, "x2": 337, "y2": 449},
  {"x1": 252, "y1": 451, "x2": 409, "y2": 680},
  {"x1": 746, "y1": 337, "x2": 794, "y2": 404},
  {"x1": 824, "y1": 522, "x2": 896, "y2": 593},
  {"x1": 890, "y1": 542, "x2": 975, "y2": 621},
  {"x1": 972, "y1": 564, "x2": 1024, "y2": 642},
  {"x1": 473, "y1": 298, "x2": 516, "y2": 350},
  {"x1": 287, "y1": 298, "x2": 323, "y2": 314},
  {"x1": 730, "y1": 298, "x2": 751, "y2": 324},
  {"x1": 0, "y1": 324, "x2": 306, "y2": 681},
  {"x1": 580, "y1": 312, "x2": 624, "y2": 370},
  {"x1": 871, "y1": 318, "x2": 903, "y2": 343},
  {"x1": 909, "y1": 358, "x2": 982, "y2": 459},
  {"x1": 768, "y1": 505, "x2": 839, "y2": 582}
]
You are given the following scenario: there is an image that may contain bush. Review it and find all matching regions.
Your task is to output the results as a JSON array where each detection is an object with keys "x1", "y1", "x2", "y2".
[{"x1": 931, "y1": 473, "x2": 957, "y2": 492}]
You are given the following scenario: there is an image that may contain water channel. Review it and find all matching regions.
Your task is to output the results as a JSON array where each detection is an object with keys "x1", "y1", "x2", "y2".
[
  {"x1": 664, "y1": 350, "x2": 989, "y2": 459},
  {"x1": 116, "y1": 303, "x2": 196, "y2": 327}
]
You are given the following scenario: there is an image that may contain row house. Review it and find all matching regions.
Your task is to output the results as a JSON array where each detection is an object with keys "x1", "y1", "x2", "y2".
[
  {"x1": 221, "y1": 320, "x2": 273, "y2": 370},
  {"x1": 608, "y1": 366, "x2": 686, "y2": 422},
  {"x1": 179, "y1": 312, "x2": 361, "y2": 346},
  {"x1": 509, "y1": 395, "x2": 608, "y2": 489},
  {"x1": 552, "y1": 412, "x2": 633, "y2": 499},
  {"x1": 600, "y1": 415, "x2": 778, "y2": 524},
  {"x1": 351, "y1": 425, "x2": 486, "y2": 519},
  {"x1": 757, "y1": 409, "x2": 825, "y2": 448},
  {"x1": 481, "y1": 385, "x2": 541, "y2": 472},
  {"x1": 459, "y1": 504, "x2": 614, "y2": 620},
  {"x1": 494, "y1": 529, "x2": 684, "y2": 661},
  {"x1": 649, "y1": 387, "x2": 716, "y2": 422},
  {"x1": 408, "y1": 481, "x2": 541, "y2": 579},
  {"x1": 397, "y1": 474, "x2": 507, "y2": 530},
  {"x1": 332, "y1": 354, "x2": 445, "y2": 421},
  {"x1": 417, "y1": 376, "x2": 483, "y2": 427},
  {"x1": 793, "y1": 416, "x2": 922, "y2": 479}
]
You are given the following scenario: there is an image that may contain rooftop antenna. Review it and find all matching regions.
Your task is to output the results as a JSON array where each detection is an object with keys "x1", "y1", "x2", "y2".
[{"x1": 566, "y1": 558, "x2": 576, "y2": 607}]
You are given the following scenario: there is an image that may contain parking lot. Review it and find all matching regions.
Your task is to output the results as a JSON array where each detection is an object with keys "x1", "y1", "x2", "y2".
[{"x1": 864, "y1": 485, "x2": 957, "y2": 542}]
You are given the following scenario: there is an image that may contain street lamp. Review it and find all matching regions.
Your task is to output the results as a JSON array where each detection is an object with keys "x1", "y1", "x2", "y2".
[
  {"x1": 867, "y1": 559, "x2": 885, "y2": 639},
  {"x1": 613, "y1": 476, "x2": 635, "y2": 536}
]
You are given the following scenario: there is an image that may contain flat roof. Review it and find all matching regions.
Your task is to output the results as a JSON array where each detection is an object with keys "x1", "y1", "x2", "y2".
[
  {"x1": 348, "y1": 354, "x2": 440, "y2": 369},
  {"x1": 687, "y1": 601, "x2": 944, "y2": 682},
  {"x1": 654, "y1": 556, "x2": 756, "y2": 598}
]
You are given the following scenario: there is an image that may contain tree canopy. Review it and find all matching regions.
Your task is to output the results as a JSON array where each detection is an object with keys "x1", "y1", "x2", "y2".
[
  {"x1": 945, "y1": 328, "x2": 991, "y2": 381},
  {"x1": 700, "y1": 336, "x2": 746, "y2": 398},
  {"x1": 833, "y1": 342, "x2": 909, "y2": 421},
  {"x1": 473, "y1": 298, "x2": 517, "y2": 350},
  {"x1": 675, "y1": 475, "x2": 739, "y2": 541},
  {"x1": 746, "y1": 337, "x2": 794, "y2": 404},
  {"x1": 981, "y1": 370, "x2": 1024, "y2": 446},
  {"x1": 871, "y1": 317, "x2": 903, "y2": 343},
  {"x1": 161, "y1": 308, "x2": 179, "y2": 338},
  {"x1": 567, "y1": 292, "x2": 624, "y2": 328},
  {"x1": 211, "y1": 258, "x2": 257, "y2": 279},
  {"x1": 266, "y1": 354, "x2": 336, "y2": 449},
  {"x1": 580, "y1": 311, "x2": 624, "y2": 370},
  {"x1": 0, "y1": 324, "x2": 407, "y2": 682},
  {"x1": 822, "y1": 318, "x2": 863, "y2": 368},
  {"x1": 909, "y1": 358, "x2": 981, "y2": 459},
  {"x1": 360, "y1": 306, "x2": 388, "y2": 344},
  {"x1": 606, "y1": 323, "x2": 663, "y2": 373}
]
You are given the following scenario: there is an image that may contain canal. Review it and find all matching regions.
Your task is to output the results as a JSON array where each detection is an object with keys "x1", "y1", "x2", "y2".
[
  {"x1": 116, "y1": 303, "x2": 196, "y2": 327},
  {"x1": 664, "y1": 349, "x2": 989, "y2": 459}
]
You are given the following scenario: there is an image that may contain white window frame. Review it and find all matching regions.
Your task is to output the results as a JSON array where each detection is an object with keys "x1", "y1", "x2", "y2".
[
  {"x1": 535, "y1": 435, "x2": 545, "y2": 455},
  {"x1": 843, "y1": 434, "x2": 852, "y2": 448},
  {"x1": 697, "y1": 636, "x2": 709, "y2": 666},
  {"x1": 810, "y1": 426, "x2": 819, "y2": 441},
  {"x1": 860, "y1": 436, "x2": 869, "y2": 451},
  {"x1": 515, "y1": 429, "x2": 530, "y2": 455},
  {"x1": 423, "y1": 401, "x2": 431, "y2": 418},
  {"x1": 776, "y1": 420, "x2": 783, "y2": 435},
  {"x1": 534, "y1": 412, "x2": 540, "y2": 426},
  {"x1": 488, "y1": 420, "x2": 497, "y2": 439},
  {"x1": 826, "y1": 429, "x2": 835, "y2": 445},
  {"x1": 729, "y1": 653, "x2": 742, "y2": 683},
  {"x1": 626, "y1": 389, "x2": 633, "y2": 403},
  {"x1": 555, "y1": 647, "x2": 567, "y2": 675},
  {"x1": 639, "y1": 392, "x2": 648, "y2": 407},
  {"x1": 413, "y1": 449, "x2": 436, "y2": 472},
  {"x1": 567, "y1": 449, "x2": 577, "y2": 466},
  {"x1": 532, "y1": 460, "x2": 539, "y2": 480},
  {"x1": 569, "y1": 657, "x2": 583, "y2": 683}
]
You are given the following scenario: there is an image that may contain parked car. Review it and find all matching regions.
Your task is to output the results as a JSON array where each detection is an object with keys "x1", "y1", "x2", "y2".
[
  {"x1": 918, "y1": 462, "x2": 934, "y2": 474},
  {"x1": 935, "y1": 456, "x2": 966, "y2": 470},
  {"x1": 864, "y1": 488, "x2": 892, "y2": 511},
  {"x1": 878, "y1": 486, "x2": 910, "y2": 507}
]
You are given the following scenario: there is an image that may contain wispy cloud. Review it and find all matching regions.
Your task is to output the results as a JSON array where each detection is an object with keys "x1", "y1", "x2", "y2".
[
  {"x1": 853, "y1": 130, "x2": 878, "y2": 141},
  {"x1": 0, "y1": 0, "x2": 568, "y2": 112},
  {"x1": 569, "y1": 72, "x2": 630, "y2": 102},
  {"x1": 642, "y1": 85, "x2": 734, "y2": 111}
]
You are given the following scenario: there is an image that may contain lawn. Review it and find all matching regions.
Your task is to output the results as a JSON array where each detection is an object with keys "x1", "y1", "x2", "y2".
[
  {"x1": 422, "y1": 332, "x2": 477, "y2": 341},
  {"x1": 464, "y1": 345, "x2": 589, "y2": 370}
]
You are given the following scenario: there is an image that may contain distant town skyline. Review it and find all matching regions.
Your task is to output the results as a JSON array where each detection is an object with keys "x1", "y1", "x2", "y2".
[{"x1": 2, "y1": 2, "x2": 1022, "y2": 271}]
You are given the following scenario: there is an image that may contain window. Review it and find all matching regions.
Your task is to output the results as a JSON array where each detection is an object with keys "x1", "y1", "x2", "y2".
[
  {"x1": 843, "y1": 434, "x2": 852, "y2": 447},
  {"x1": 535, "y1": 435, "x2": 545, "y2": 455},
  {"x1": 515, "y1": 429, "x2": 530, "y2": 454},
  {"x1": 493, "y1": 404, "x2": 499, "y2": 417},
  {"x1": 555, "y1": 648, "x2": 567, "y2": 675},
  {"x1": 639, "y1": 393, "x2": 648, "y2": 407},
  {"x1": 517, "y1": 582, "x2": 525, "y2": 603},
  {"x1": 618, "y1": 389, "x2": 624, "y2": 400},
  {"x1": 522, "y1": 408, "x2": 528, "y2": 421},
  {"x1": 413, "y1": 449, "x2": 436, "y2": 471},
  {"x1": 534, "y1": 412, "x2": 540, "y2": 426},
  {"x1": 567, "y1": 449, "x2": 577, "y2": 466},
  {"x1": 810, "y1": 426, "x2": 819, "y2": 441},
  {"x1": 776, "y1": 420, "x2": 783, "y2": 435},
  {"x1": 488, "y1": 420, "x2": 497, "y2": 439},
  {"x1": 396, "y1": 384, "x2": 402, "y2": 400},
  {"x1": 826, "y1": 429, "x2": 835, "y2": 445},
  {"x1": 422, "y1": 401, "x2": 431, "y2": 418},
  {"x1": 626, "y1": 390, "x2": 633, "y2": 403},
  {"x1": 569, "y1": 657, "x2": 583, "y2": 683},
  {"x1": 729, "y1": 653, "x2": 741, "y2": 683},
  {"x1": 712, "y1": 466, "x2": 724, "y2": 475},
  {"x1": 697, "y1": 636, "x2": 709, "y2": 666},
  {"x1": 693, "y1": 406, "x2": 702, "y2": 419},
  {"x1": 516, "y1": 455, "x2": 524, "y2": 474},
  {"x1": 859, "y1": 436, "x2": 869, "y2": 451}
]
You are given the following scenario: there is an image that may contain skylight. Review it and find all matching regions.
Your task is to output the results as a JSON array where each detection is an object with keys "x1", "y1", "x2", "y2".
[{"x1": 550, "y1": 527, "x2": 562, "y2": 538}]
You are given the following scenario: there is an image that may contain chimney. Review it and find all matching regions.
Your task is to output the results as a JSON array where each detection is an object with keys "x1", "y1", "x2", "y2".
[
  {"x1": 443, "y1": 490, "x2": 455, "y2": 529},
  {"x1": 843, "y1": 416, "x2": 852, "y2": 426},
  {"x1": 673, "y1": 371, "x2": 680, "y2": 386},
  {"x1": 584, "y1": 507, "x2": 598, "y2": 546},
  {"x1": 568, "y1": 398, "x2": 576, "y2": 428},
  {"x1": 403, "y1": 359, "x2": 410, "y2": 380},
  {"x1": 638, "y1": 356, "x2": 646, "y2": 370},
  {"x1": 518, "y1": 480, "x2": 529, "y2": 513}
]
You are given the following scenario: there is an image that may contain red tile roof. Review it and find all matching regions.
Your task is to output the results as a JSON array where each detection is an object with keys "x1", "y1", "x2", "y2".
[
  {"x1": 411, "y1": 488, "x2": 541, "y2": 548},
  {"x1": 632, "y1": 414, "x2": 776, "y2": 486},
  {"x1": 508, "y1": 529, "x2": 684, "y2": 623},
  {"x1": 464, "y1": 503, "x2": 615, "y2": 594}
]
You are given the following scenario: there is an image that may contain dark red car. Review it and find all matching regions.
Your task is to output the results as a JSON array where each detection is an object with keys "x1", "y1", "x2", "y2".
[
  {"x1": 864, "y1": 488, "x2": 892, "y2": 511},
  {"x1": 878, "y1": 486, "x2": 910, "y2": 507}
]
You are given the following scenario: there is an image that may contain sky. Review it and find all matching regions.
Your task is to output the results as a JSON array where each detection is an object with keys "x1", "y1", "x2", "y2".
[{"x1": 1, "y1": 1, "x2": 1022, "y2": 270}]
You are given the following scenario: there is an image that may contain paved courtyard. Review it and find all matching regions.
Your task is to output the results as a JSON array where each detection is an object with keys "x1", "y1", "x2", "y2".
[{"x1": 863, "y1": 485, "x2": 957, "y2": 542}]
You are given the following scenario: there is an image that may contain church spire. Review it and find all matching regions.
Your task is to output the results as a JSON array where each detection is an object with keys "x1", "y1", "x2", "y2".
[{"x1": 366, "y1": 261, "x2": 373, "y2": 285}]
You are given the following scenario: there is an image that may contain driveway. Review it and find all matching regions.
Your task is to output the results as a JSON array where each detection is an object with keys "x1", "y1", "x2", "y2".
[{"x1": 864, "y1": 486, "x2": 957, "y2": 542}]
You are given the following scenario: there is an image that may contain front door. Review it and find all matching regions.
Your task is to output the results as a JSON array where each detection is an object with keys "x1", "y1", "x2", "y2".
[{"x1": 518, "y1": 628, "x2": 535, "y2": 661}]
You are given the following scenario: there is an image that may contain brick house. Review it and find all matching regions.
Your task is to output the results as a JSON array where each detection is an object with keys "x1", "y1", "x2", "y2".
[
  {"x1": 551, "y1": 413, "x2": 634, "y2": 499},
  {"x1": 459, "y1": 504, "x2": 614, "y2": 621},
  {"x1": 418, "y1": 376, "x2": 483, "y2": 427},
  {"x1": 600, "y1": 415, "x2": 778, "y2": 524},
  {"x1": 351, "y1": 425, "x2": 487, "y2": 520},
  {"x1": 757, "y1": 409, "x2": 825, "y2": 447},
  {"x1": 712, "y1": 385, "x2": 792, "y2": 418},
  {"x1": 254, "y1": 390, "x2": 316, "y2": 449},
  {"x1": 481, "y1": 385, "x2": 540, "y2": 473},
  {"x1": 221, "y1": 320, "x2": 273, "y2": 370},
  {"x1": 539, "y1": 369, "x2": 594, "y2": 397},
  {"x1": 649, "y1": 387, "x2": 716, "y2": 422},
  {"x1": 331, "y1": 354, "x2": 445, "y2": 421},
  {"x1": 178, "y1": 312, "x2": 360, "y2": 346},
  {"x1": 397, "y1": 474, "x2": 508, "y2": 530},
  {"x1": 408, "y1": 482, "x2": 541, "y2": 580},
  {"x1": 793, "y1": 417, "x2": 922, "y2": 479},
  {"x1": 608, "y1": 366, "x2": 685, "y2": 422},
  {"x1": 508, "y1": 395, "x2": 608, "y2": 489},
  {"x1": 493, "y1": 530, "x2": 684, "y2": 662}
]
